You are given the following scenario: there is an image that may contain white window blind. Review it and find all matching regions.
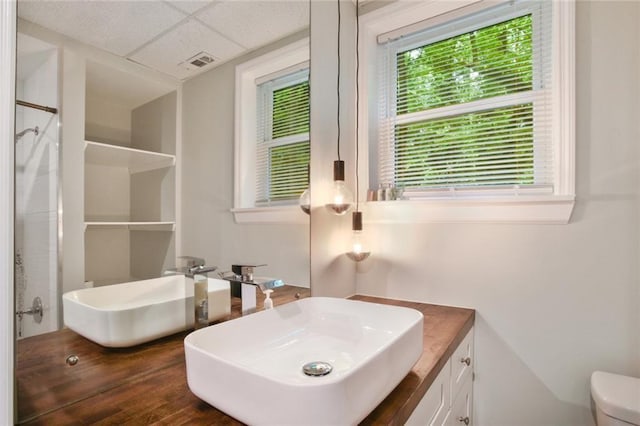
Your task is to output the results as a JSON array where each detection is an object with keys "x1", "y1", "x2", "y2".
[
  {"x1": 256, "y1": 69, "x2": 310, "y2": 205},
  {"x1": 377, "y1": 0, "x2": 553, "y2": 197}
]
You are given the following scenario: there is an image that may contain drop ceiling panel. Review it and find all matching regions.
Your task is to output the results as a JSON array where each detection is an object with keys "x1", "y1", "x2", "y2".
[
  {"x1": 197, "y1": 1, "x2": 309, "y2": 50},
  {"x1": 129, "y1": 18, "x2": 245, "y2": 80},
  {"x1": 18, "y1": 1, "x2": 187, "y2": 56},
  {"x1": 165, "y1": 0, "x2": 214, "y2": 15}
]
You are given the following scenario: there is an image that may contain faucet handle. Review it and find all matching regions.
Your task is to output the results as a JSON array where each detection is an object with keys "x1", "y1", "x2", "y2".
[
  {"x1": 231, "y1": 264, "x2": 267, "y2": 281},
  {"x1": 188, "y1": 265, "x2": 218, "y2": 276},
  {"x1": 178, "y1": 256, "x2": 206, "y2": 268}
]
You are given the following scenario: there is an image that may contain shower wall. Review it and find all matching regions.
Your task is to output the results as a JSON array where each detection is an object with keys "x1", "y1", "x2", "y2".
[{"x1": 15, "y1": 34, "x2": 59, "y2": 338}]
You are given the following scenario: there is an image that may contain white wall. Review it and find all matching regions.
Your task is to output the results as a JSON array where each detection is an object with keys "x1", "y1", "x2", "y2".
[
  {"x1": 309, "y1": 0, "x2": 358, "y2": 297},
  {"x1": 348, "y1": 2, "x2": 640, "y2": 425},
  {"x1": 181, "y1": 31, "x2": 310, "y2": 287},
  {"x1": 85, "y1": 96, "x2": 131, "y2": 146},
  {"x1": 61, "y1": 49, "x2": 85, "y2": 295}
]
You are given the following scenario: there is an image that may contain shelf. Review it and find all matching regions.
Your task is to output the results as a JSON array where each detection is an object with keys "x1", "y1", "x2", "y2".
[
  {"x1": 85, "y1": 141, "x2": 176, "y2": 174},
  {"x1": 84, "y1": 221, "x2": 175, "y2": 231}
]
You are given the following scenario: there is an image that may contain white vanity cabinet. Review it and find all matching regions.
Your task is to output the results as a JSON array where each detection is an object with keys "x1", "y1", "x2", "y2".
[
  {"x1": 445, "y1": 375, "x2": 473, "y2": 426},
  {"x1": 406, "y1": 327, "x2": 474, "y2": 426}
]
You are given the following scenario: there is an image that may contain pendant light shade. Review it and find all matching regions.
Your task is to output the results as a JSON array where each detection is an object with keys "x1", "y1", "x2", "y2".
[
  {"x1": 326, "y1": 160, "x2": 353, "y2": 215},
  {"x1": 346, "y1": 211, "x2": 370, "y2": 261}
]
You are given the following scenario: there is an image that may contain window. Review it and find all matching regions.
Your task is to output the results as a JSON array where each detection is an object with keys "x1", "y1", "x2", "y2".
[
  {"x1": 256, "y1": 70, "x2": 310, "y2": 205},
  {"x1": 233, "y1": 38, "x2": 309, "y2": 223},
  {"x1": 362, "y1": 0, "x2": 575, "y2": 223}
]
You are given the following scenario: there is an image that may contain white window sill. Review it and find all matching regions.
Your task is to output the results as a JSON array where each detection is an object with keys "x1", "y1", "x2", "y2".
[
  {"x1": 361, "y1": 195, "x2": 576, "y2": 224},
  {"x1": 232, "y1": 205, "x2": 310, "y2": 224}
]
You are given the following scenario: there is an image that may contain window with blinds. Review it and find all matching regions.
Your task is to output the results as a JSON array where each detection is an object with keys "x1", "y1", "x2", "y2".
[
  {"x1": 256, "y1": 69, "x2": 310, "y2": 205},
  {"x1": 377, "y1": 1, "x2": 553, "y2": 197}
]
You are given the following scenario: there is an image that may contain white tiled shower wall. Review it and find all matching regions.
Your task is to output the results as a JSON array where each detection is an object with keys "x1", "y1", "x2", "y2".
[{"x1": 15, "y1": 35, "x2": 59, "y2": 338}]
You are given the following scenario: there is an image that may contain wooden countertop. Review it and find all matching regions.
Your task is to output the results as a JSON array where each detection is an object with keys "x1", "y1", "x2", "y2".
[{"x1": 17, "y1": 292, "x2": 474, "y2": 425}]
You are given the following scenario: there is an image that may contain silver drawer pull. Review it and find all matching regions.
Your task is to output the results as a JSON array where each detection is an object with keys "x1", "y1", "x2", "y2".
[
  {"x1": 458, "y1": 416, "x2": 470, "y2": 425},
  {"x1": 460, "y1": 356, "x2": 471, "y2": 366}
]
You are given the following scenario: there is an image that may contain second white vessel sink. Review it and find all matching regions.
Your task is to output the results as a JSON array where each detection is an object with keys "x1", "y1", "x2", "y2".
[
  {"x1": 63, "y1": 275, "x2": 230, "y2": 347},
  {"x1": 184, "y1": 296, "x2": 423, "y2": 425}
]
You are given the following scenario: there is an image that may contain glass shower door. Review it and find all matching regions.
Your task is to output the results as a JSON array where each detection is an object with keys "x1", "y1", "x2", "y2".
[{"x1": 15, "y1": 33, "x2": 60, "y2": 338}]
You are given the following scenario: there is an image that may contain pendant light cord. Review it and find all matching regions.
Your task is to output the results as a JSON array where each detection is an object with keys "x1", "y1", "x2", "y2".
[
  {"x1": 355, "y1": 0, "x2": 360, "y2": 212},
  {"x1": 337, "y1": 0, "x2": 341, "y2": 162}
]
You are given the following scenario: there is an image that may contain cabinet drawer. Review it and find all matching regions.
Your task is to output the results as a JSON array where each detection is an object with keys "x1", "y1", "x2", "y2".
[
  {"x1": 406, "y1": 359, "x2": 451, "y2": 426},
  {"x1": 446, "y1": 374, "x2": 473, "y2": 426},
  {"x1": 451, "y1": 326, "x2": 474, "y2": 402}
]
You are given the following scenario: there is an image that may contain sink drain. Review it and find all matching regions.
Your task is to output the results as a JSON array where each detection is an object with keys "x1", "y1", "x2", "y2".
[{"x1": 302, "y1": 361, "x2": 333, "y2": 377}]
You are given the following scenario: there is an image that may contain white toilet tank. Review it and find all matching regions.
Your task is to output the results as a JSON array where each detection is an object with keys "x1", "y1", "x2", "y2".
[{"x1": 591, "y1": 371, "x2": 640, "y2": 426}]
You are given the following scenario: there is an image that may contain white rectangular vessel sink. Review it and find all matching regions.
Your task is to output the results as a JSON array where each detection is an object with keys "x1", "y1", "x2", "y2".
[
  {"x1": 63, "y1": 275, "x2": 230, "y2": 347},
  {"x1": 184, "y1": 297, "x2": 423, "y2": 425}
]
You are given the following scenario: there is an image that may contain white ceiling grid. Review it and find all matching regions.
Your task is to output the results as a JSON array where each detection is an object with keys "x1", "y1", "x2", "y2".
[
  {"x1": 197, "y1": 1, "x2": 309, "y2": 50},
  {"x1": 129, "y1": 18, "x2": 245, "y2": 79},
  {"x1": 17, "y1": 0, "x2": 310, "y2": 81}
]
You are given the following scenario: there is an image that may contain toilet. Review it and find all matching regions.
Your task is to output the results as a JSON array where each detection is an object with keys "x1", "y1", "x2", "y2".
[{"x1": 591, "y1": 371, "x2": 640, "y2": 426}]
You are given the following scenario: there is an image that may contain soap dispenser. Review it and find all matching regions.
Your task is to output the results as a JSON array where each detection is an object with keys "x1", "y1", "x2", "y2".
[{"x1": 263, "y1": 289, "x2": 274, "y2": 310}]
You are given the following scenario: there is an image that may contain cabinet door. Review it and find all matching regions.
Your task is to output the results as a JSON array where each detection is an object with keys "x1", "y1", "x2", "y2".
[
  {"x1": 446, "y1": 374, "x2": 473, "y2": 426},
  {"x1": 406, "y1": 359, "x2": 451, "y2": 426},
  {"x1": 451, "y1": 326, "x2": 474, "y2": 402}
]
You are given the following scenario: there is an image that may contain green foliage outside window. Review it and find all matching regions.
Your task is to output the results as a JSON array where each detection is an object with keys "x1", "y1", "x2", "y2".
[
  {"x1": 395, "y1": 104, "x2": 534, "y2": 187},
  {"x1": 269, "y1": 141, "x2": 310, "y2": 201},
  {"x1": 269, "y1": 79, "x2": 310, "y2": 201},
  {"x1": 272, "y1": 81, "x2": 310, "y2": 139},
  {"x1": 394, "y1": 14, "x2": 535, "y2": 188}
]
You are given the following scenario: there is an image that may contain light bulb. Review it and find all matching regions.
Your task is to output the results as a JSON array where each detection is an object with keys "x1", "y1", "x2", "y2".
[
  {"x1": 299, "y1": 187, "x2": 310, "y2": 215},
  {"x1": 346, "y1": 212, "x2": 370, "y2": 262},
  {"x1": 347, "y1": 231, "x2": 370, "y2": 262},
  {"x1": 325, "y1": 160, "x2": 353, "y2": 215},
  {"x1": 327, "y1": 180, "x2": 352, "y2": 215},
  {"x1": 299, "y1": 164, "x2": 311, "y2": 215}
]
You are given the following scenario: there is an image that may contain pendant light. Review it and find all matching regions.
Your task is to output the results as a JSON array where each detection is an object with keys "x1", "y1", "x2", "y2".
[
  {"x1": 346, "y1": 0, "x2": 370, "y2": 262},
  {"x1": 326, "y1": 0, "x2": 353, "y2": 216}
]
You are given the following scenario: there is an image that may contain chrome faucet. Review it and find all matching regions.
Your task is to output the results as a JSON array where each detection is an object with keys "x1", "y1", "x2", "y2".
[
  {"x1": 187, "y1": 264, "x2": 218, "y2": 329},
  {"x1": 186, "y1": 264, "x2": 219, "y2": 278},
  {"x1": 218, "y1": 264, "x2": 284, "y2": 315},
  {"x1": 167, "y1": 256, "x2": 218, "y2": 330}
]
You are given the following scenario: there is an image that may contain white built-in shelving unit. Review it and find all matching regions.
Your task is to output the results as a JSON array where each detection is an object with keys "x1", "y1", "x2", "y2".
[
  {"x1": 83, "y1": 73, "x2": 178, "y2": 286},
  {"x1": 83, "y1": 140, "x2": 176, "y2": 231}
]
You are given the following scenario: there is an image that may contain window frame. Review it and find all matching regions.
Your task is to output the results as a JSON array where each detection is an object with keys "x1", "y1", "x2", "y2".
[
  {"x1": 233, "y1": 38, "x2": 310, "y2": 224},
  {"x1": 256, "y1": 69, "x2": 310, "y2": 206},
  {"x1": 383, "y1": 6, "x2": 546, "y2": 192},
  {"x1": 359, "y1": 0, "x2": 575, "y2": 224}
]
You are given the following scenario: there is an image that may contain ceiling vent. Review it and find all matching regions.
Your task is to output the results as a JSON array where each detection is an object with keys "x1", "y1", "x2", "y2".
[{"x1": 179, "y1": 51, "x2": 216, "y2": 71}]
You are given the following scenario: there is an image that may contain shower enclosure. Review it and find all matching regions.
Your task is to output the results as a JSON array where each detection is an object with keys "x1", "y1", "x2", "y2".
[{"x1": 15, "y1": 33, "x2": 60, "y2": 338}]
